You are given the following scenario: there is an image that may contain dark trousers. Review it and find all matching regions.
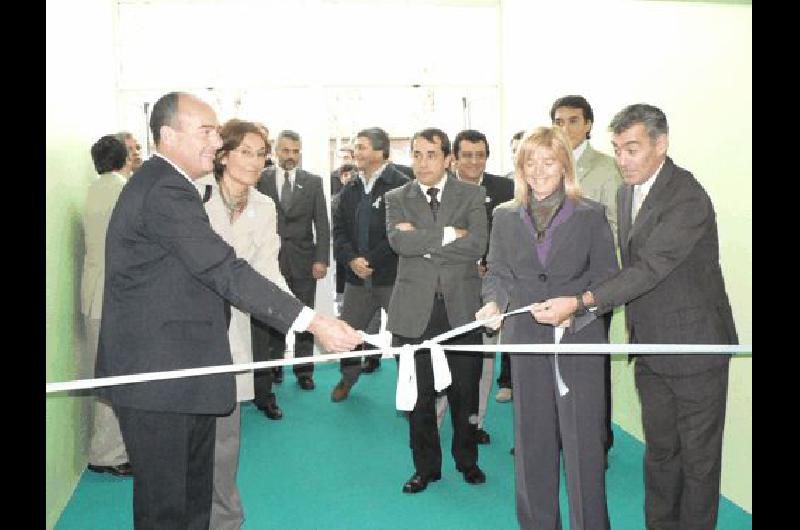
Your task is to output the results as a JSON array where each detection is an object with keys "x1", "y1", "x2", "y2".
[
  {"x1": 394, "y1": 297, "x2": 483, "y2": 476},
  {"x1": 264, "y1": 275, "x2": 316, "y2": 379},
  {"x1": 497, "y1": 352, "x2": 511, "y2": 388},
  {"x1": 115, "y1": 406, "x2": 217, "y2": 530},
  {"x1": 635, "y1": 357, "x2": 730, "y2": 530},
  {"x1": 603, "y1": 314, "x2": 614, "y2": 451},
  {"x1": 251, "y1": 317, "x2": 278, "y2": 408}
]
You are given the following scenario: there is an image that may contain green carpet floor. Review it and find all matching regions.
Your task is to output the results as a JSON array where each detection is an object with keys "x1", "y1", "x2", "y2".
[{"x1": 55, "y1": 358, "x2": 752, "y2": 529}]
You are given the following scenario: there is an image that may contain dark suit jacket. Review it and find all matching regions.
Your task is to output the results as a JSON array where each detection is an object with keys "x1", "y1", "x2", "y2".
[
  {"x1": 592, "y1": 157, "x2": 738, "y2": 375},
  {"x1": 257, "y1": 167, "x2": 330, "y2": 279},
  {"x1": 483, "y1": 198, "x2": 618, "y2": 345},
  {"x1": 96, "y1": 156, "x2": 305, "y2": 414},
  {"x1": 479, "y1": 173, "x2": 515, "y2": 264},
  {"x1": 390, "y1": 162, "x2": 415, "y2": 179},
  {"x1": 385, "y1": 176, "x2": 487, "y2": 338},
  {"x1": 333, "y1": 164, "x2": 409, "y2": 286}
]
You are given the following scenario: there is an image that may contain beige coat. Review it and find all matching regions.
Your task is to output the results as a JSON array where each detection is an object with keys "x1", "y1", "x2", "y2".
[
  {"x1": 196, "y1": 175, "x2": 290, "y2": 402},
  {"x1": 81, "y1": 172, "x2": 127, "y2": 319},
  {"x1": 575, "y1": 143, "x2": 623, "y2": 240}
]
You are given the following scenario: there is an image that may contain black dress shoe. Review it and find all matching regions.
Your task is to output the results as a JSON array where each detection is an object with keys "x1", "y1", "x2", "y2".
[
  {"x1": 263, "y1": 401, "x2": 283, "y2": 420},
  {"x1": 272, "y1": 366, "x2": 284, "y2": 384},
  {"x1": 297, "y1": 375, "x2": 315, "y2": 390},
  {"x1": 460, "y1": 465, "x2": 486, "y2": 485},
  {"x1": 87, "y1": 462, "x2": 133, "y2": 477},
  {"x1": 362, "y1": 357, "x2": 380, "y2": 374},
  {"x1": 475, "y1": 428, "x2": 491, "y2": 445},
  {"x1": 402, "y1": 471, "x2": 441, "y2": 494}
]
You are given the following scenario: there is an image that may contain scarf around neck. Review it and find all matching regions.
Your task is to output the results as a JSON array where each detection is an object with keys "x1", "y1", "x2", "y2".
[{"x1": 528, "y1": 185, "x2": 566, "y2": 242}]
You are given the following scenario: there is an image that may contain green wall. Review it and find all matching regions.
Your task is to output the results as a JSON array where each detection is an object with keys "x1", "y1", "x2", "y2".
[{"x1": 46, "y1": 1, "x2": 118, "y2": 528}]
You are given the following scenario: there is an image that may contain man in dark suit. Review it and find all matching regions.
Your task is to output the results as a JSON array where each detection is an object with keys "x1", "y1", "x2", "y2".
[
  {"x1": 385, "y1": 128, "x2": 488, "y2": 494},
  {"x1": 252, "y1": 130, "x2": 330, "y2": 418},
  {"x1": 96, "y1": 92, "x2": 362, "y2": 529},
  {"x1": 535, "y1": 104, "x2": 737, "y2": 530},
  {"x1": 330, "y1": 127, "x2": 409, "y2": 401},
  {"x1": 435, "y1": 129, "x2": 514, "y2": 446}
]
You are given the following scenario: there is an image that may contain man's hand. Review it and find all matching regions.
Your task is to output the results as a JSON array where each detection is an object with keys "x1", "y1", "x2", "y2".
[
  {"x1": 307, "y1": 313, "x2": 363, "y2": 353},
  {"x1": 395, "y1": 222, "x2": 416, "y2": 232},
  {"x1": 454, "y1": 228, "x2": 469, "y2": 239},
  {"x1": 349, "y1": 257, "x2": 373, "y2": 279},
  {"x1": 311, "y1": 262, "x2": 328, "y2": 280},
  {"x1": 477, "y1": 263, "x2": 487, "y2": 277},
  {"x1": 530, "y1": 297, "x2": 577, "y2": 325},
  {"x1": 476, "y1": 301, "x2": 503, "y2": 330}
]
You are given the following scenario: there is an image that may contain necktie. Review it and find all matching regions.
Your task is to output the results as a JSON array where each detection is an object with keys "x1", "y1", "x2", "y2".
[
  {"x1": 427, "y1": 187, "x2": 440, "y2": 221},
  {"x1": 281, "y1": 171, "x2": 293, "y2": 210},
  {"x1": 632, "y1": 185, "x2": 645, "y2": 223}
]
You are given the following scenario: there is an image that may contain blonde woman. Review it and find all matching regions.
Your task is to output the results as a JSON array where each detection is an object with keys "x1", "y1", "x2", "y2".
[
  {"x1": 477, "y1": 127, "x2": 618, "y2": 529},
  {"x1": 196, "y1": 119, "x2": 291, "y2": 530}
]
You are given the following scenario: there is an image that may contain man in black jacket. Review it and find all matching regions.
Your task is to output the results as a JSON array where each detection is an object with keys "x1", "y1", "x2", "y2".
[
  {"x1": 97, "y1": 92, "x2": 361, "y2": 528},
  {"x1": 330, "y1": 127, "x2": 409, "y2": 401}
]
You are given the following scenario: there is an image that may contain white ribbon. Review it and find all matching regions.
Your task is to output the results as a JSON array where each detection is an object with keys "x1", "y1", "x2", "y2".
[
  {"x1": 46, "y1": 302, "x2": 752, "y2": 402},
  {"x1": 553, "y1": 327, "x2": 569, "y2": 397}
]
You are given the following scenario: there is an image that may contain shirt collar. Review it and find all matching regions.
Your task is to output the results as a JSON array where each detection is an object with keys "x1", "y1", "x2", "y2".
[
  {"x1": 358, "y1": 162, "x2": 388, "y2": 192},
  {"x1": 635, "y1": 159, "x2": 666, "y2": 196},
  {"x1": 417, "y1": 174, "x2": 448, "y2": 198},
  {"x1": 456, "y1": 171, "x2": 483, "y2": 186},
  {"x1": 153, "y1": 153, "x2": 203, "y2": 196},
  {"x1": 573, "y1": 140, "x2": 588, "y2": 163},
  {"x1": 279, "y1": 167, "x2": 297, "y2": 182}
]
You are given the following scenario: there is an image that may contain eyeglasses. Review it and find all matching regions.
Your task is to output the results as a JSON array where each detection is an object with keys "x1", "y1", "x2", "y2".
[
  {"x1": 232, "y1": 147, "x2": 267, "y2": 159},
  {"x1": 459, "y1": 152, "x2": 487, "y2": 161}
]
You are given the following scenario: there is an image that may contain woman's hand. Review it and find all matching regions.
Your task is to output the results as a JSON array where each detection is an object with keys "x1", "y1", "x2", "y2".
[{"x1": 476, "y1": 301, "x2": 503, "y2": 330}]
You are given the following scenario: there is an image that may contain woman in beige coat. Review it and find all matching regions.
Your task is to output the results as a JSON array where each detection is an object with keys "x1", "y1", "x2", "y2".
[{"x1": 196, "y1": 119, "x2": 291, "y2": 530}]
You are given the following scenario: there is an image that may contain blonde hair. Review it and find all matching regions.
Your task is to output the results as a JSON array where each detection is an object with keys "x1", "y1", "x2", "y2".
[{"x1": 511, "y1": 126, "x2": 582, "y2": 207}]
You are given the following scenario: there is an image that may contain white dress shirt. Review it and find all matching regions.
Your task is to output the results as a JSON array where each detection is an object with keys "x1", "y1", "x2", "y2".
[{"x1": 632, "y1": 159, "x2": 665, "y2": 223}]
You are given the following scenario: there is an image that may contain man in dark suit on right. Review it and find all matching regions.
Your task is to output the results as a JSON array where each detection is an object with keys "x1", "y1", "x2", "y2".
[{"x1": 535, "y1": 103, "x2": 738, "y2": 530}]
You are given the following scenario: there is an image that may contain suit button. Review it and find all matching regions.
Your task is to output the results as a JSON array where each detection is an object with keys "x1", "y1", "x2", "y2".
[{"x1": 538, "y1": 273, "x2": 547, "y2": 282}]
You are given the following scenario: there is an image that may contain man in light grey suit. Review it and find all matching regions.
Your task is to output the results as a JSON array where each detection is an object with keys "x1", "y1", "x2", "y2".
[
  {"x1": 535, "y1": 104, "x2": 737, "y2": 530},
  {"x1": 81, "y1": 135, "x2": 134, "y2": 477},
  {"x1": 385, "y1": 128, "x2": 488, "y2": 494},
  {"x1": 551, "y1": 94, "x2": 623, "y2": 460}
]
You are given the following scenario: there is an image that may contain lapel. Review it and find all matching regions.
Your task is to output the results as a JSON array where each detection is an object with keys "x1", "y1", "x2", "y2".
[
  {"x1": 627, "y1": 157, "x2": 673, "y2": 244},
  {"x1": 260, "y1": 168, "x2": 279, "y2": 204},
  {"x1": 575, "y1": 144, "x2": 596, "y2": 182},
  {"x1": 517, "y1": 207, "x2": 545, "y2": 269},
  {"x1": 286, "y1": 170, "x2": 307, "y2": 214},
  {"x1": 406, "y1": 181, "x2": 436, "y2": 225},
  {"x1": 437, "y1": 175, "x2": 464, "y2": 227},
  {"x1": 619, "y1": 184, "x2": 633, "y2": 248},
  {"x1": 542, "y1": 199, "x2": 576, "y2": 266}
]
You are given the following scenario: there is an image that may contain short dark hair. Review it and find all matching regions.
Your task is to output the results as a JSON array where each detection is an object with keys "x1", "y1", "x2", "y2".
[
  {"x1": 550, "y1": 95, "x2": 594, "y2": 140},
  {"x1": 276, "y1": 129, "x2": 301, "y2": 144},
  {"x1": 411, "y1": 128, "x2": 451, "y2": 157},
  {"x1": 453, "y1": 129, "x2": 489, "y2": 159},
  {"x1": 356, "y1": 127, "x2": 391, "y2": 159},
  {"x1": 149, "y1": 92, "x2": 184, "y2": 146},
  {"x1": 90, "y1": 135, "x2": 128, "y2": 174},
  {"x1": 213, "y1": 119, "x2": 269, "y2": 179},
  {"x1": 609, "y1": 103, "x2": 669, "y2": 142}
]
